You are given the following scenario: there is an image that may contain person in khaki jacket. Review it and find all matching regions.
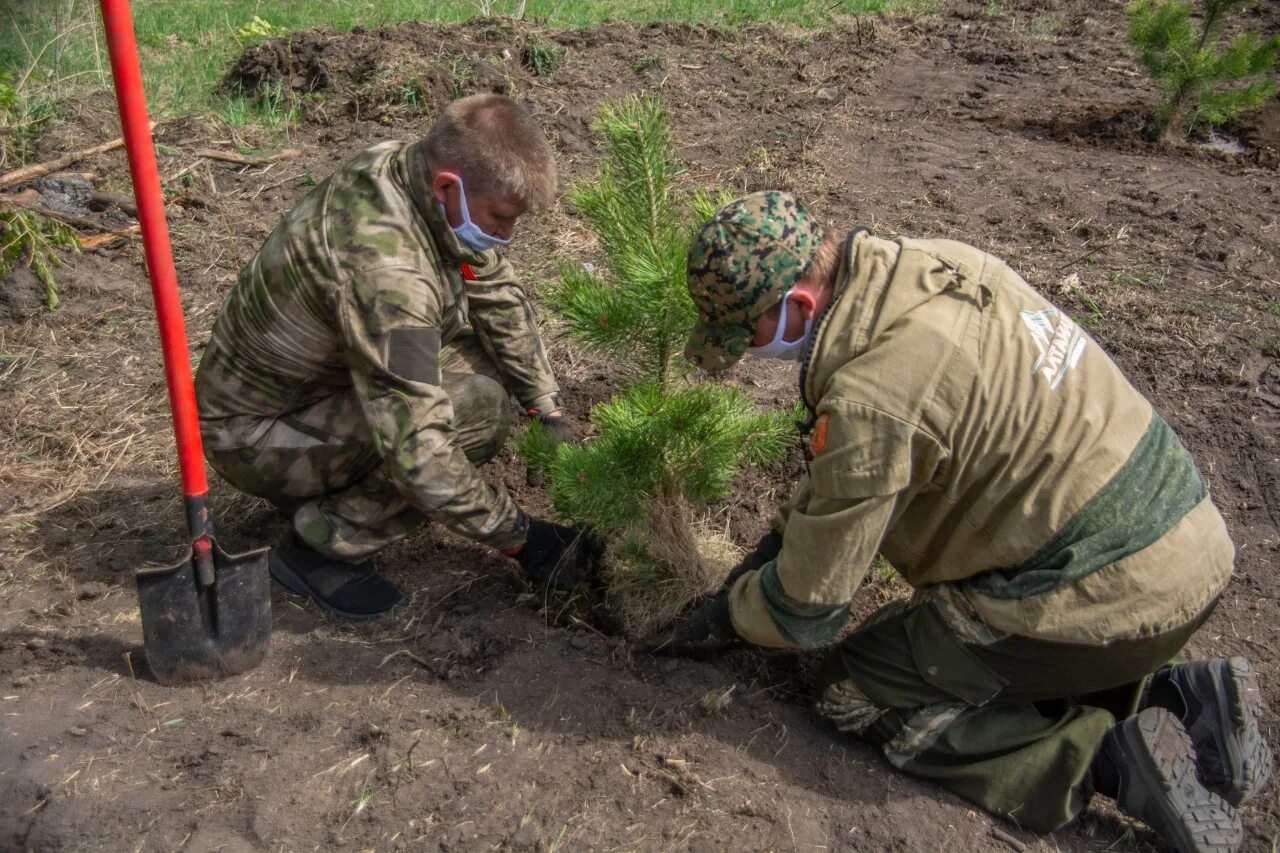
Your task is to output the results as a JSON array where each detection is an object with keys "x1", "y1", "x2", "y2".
[
  {"x1": 196, "y1": 95, "x2": 598, "y2": 621},
  {"x1": 660, "y1": 191, "x2": 1271, "y2": 852}
]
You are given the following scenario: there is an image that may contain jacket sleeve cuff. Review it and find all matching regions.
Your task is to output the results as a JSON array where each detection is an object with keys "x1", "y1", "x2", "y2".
[
  {"x1": 524, "y1": 391, "x2": 563, "y2": 415},
  {"x1": 487, "y1": 508, "x2": 529, "y2": 553},
  {"x1": 728, "y1": 570, "x2": 801, "y2": 649}
]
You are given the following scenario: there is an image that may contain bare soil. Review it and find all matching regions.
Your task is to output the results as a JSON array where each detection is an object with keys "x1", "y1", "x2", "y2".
[{"x1": 2, "y1": 1, "x2": 1278, "y2": 850}]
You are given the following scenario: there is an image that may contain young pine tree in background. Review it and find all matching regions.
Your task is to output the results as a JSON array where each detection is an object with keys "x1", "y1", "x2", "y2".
[
  {"x1": 1128, "y1": 0, "x2": 1279, "y2": 139},
  {"x1": 521, "y1": 95, "x2": 796, "y2": 637}
]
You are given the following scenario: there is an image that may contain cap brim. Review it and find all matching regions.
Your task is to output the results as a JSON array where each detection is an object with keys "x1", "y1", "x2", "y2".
[{"x1": 684, "y1": 322, "x2": 753, "y2": 373}]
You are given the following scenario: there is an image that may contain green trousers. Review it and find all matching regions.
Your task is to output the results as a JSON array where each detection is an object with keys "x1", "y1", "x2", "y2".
[
  {"x1": 204, "y1": 331, "x2": 511, "y2": 559},
  {"x1": 815, "y1": 588, "x2": 1209, "y2": 833}
]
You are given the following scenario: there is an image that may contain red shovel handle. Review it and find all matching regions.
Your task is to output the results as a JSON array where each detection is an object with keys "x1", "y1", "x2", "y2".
[{"x1": 100, "y1": 0, "x2": 210, "y2": 534}]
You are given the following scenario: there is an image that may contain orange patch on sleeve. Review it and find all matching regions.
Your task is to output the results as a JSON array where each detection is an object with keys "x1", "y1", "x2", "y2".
[{"x1": 810, "y1": 413, "x2": 829, "y2": 455}]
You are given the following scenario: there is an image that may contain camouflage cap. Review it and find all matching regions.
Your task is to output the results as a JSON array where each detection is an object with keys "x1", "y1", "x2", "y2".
[{"x1": 684, "y1": 191, "x2": 823, "y2": 372}]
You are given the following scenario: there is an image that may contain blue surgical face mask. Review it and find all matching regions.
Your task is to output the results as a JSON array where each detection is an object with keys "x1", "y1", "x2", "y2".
[
  {"x1": 747, "y1": 290, "x2": 813, "y2": 361},
  {"x1": 438, "y1": 173, "x2": 511, "y2": 253}
]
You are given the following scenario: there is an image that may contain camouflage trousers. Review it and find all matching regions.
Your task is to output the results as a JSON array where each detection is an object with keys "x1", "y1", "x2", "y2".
[
  {"x1": 202, "y1": 331, "x2": 511, "y2": 559},
  {"x1": 815, "y1": 585, "x2": 1212, "y2": 833}
]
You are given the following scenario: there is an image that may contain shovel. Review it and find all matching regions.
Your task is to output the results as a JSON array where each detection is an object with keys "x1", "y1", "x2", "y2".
[{"x1": 100, "y1": 0, "x2": 271, "y2": 685}]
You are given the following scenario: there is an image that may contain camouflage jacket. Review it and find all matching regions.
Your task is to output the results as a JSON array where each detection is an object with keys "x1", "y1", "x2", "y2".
[
  {"x1": 196, "y1": 140, "x2": 560, "y2": 549},
  {"x1": 729, "y1": 231, "x2": 1233, "y2": 649}
]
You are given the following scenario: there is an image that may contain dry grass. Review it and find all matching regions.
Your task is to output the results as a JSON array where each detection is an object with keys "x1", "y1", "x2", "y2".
[
  {"x1": 602, "y1": 488, "x2": 741, "y2": 639},
  {"x1": 0, "y1": 325, "x2": 159, "y2": 529},
  {"x1": 0, "y1": 304, "x2": 184, "y2": 601}
]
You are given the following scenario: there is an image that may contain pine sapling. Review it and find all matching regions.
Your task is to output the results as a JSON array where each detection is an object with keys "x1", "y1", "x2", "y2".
[
  {"x1": 522, "y1": 95, "x2": 796, "y2": 637},
  {"x1": 1128, "y1": 0, "x2": 1280, "y2": 139}
]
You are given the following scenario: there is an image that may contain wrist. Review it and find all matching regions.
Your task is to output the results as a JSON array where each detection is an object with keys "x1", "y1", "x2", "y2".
[
  {"x1": 526, "y1": 391, "x2": 563, "y2": 416},
  {"x1": 501, "y1": 511, "x2": 531, "y2": 557}
]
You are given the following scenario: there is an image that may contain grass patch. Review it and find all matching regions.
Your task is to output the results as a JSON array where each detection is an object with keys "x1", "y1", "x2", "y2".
[
  {"x1": 0, "y1": 68, "x2": 56, "y2": 169},
  {"x1": 1024, "y1": 13, "x2": 1060, "y2": 42},
  {"x1": 215, "y1": 83, "x2": 300, "y2": 129},
  {"x1": 3, "y1": 0, "x2": 934, "y2": 120},
  {"x1": 873, "y1": 554, "x2": 899, "y2": 584},
  {"x1": 522, "y1": 40, "x2": 566, "y2": 76},
  {"x1": 1252, "y1": 299, "x2": 1280, "y2": 318},
  {"x1": 1110, "y1": 267, "x2": 1166, "y2": 289}
]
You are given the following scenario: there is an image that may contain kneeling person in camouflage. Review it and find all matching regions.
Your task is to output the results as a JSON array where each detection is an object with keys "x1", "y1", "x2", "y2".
[
  {"x1": 196, "y1": 95, "x2": 595, "y2": 621},
  {"x1": 662, "y1": 192, "x2": 1271, "y2": 852}
]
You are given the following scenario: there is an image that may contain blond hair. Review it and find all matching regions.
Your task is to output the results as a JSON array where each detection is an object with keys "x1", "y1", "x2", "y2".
[
  {"x1": 423, "y1": 94, "x2": 556, "y2": 209},
  {"x1": 801, "y1": 233, "x2": 842, "y2": 292}
]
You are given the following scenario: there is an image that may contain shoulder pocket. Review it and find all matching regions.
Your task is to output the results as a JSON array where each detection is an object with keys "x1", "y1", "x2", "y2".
[
  {"x1": 808, "y1": 402, "x2": 936, "y2": 499},
  {"x1": 387, "y1": 326, "x2": 442, "y2": 385}
]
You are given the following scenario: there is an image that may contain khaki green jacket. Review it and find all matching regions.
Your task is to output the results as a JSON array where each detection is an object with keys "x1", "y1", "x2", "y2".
[
  {"x1": 730, "y1": 232, "x2": 1233, "y2": 648},
  {"x1": 196, "y1": 140, "x2": 559, "y2": 549}
]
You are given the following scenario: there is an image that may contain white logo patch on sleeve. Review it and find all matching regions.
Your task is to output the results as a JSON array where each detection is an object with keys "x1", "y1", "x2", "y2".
[{"x1": 1020, "y1": 308, "x2": 1087, "y2": 390}]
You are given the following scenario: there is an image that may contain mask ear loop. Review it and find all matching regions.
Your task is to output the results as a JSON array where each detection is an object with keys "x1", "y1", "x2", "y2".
[
  {"x1": 437, "y1": 171, "x2": 476, "y2": 226},
  {"x1": 748, "y1": 290, "x2": 815, "y2": 358},
  {"x1": 747, "y1": 291, "x2": 794, "y2": 356},
  {"x1": 768, "y1": 293, "x2": 794, "y2": 347},
  {"x1": 437, "y1": 171, "x2": 512, "y2": 249},
  {"x1": 451, "y1": 172, "x2": 475, "y2": 227}
]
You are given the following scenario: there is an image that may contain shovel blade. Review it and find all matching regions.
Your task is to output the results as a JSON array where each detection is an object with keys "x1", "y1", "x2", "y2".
[{"x1": 137, "y1": 538, "x2": 271, "y2": 685}]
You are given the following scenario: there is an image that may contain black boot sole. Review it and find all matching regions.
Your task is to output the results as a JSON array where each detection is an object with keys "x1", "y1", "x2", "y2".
[
  {"x1": 1113, "y1": 708, "x2": 1241, "y2": 853},
  {"x1": 1192, "y1": 657, "x2": 1273, "y2": 806},
  {"x1": 268, "y1": 552, "x2": 405, "y2": 622}
]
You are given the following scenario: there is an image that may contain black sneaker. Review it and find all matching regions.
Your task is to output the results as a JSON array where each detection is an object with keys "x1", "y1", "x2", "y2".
[
  {"x1": 1092, "y1": 707, "x2": 1241, "y2": 852},
  {"x1": 269, "y1": 532, "x2": 405, "y2": 622},
  {"x1": 1149, "y1": 658, "x2": 1272, "y2": 806}
]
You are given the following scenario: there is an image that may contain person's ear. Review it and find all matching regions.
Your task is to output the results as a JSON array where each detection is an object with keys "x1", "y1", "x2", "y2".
[
  {"x1": 790, "y1": 289, "x2": 817, "y2": 320},
  {"x1": 431, "y1": 170, "x2": 459, "y2": 207}
]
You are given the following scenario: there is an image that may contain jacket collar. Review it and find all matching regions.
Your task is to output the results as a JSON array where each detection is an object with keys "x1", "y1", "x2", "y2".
[{"x1": 800, "y1": 229, "x2": 901, "y2": 408}]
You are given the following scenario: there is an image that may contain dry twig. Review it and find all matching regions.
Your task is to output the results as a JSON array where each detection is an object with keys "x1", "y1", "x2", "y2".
[
  {"x1": 193, "y1": 147, "x2": 303, "y2": 167},
  {"x1": 0, "y1": 130, "x2": 148, "y2": 190},
  {"x1": 990, "y1": 826, "x2": 1028, "y2": 852},
  {"x1": 0, "y1": 200, "x2": 140, "y2": 239}
]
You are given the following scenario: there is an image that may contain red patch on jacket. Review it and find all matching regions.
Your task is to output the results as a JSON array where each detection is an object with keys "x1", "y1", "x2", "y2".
[{"x1": 810, "y1": 413, "x2": 830, "y2": 455}]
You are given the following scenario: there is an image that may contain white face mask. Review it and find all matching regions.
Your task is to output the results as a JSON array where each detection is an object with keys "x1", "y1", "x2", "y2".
[
  {"x1": 747, "y1": 290, "x2": 813, "y2": 361},
  {"x1": 438, "y1": 173, "x2": 511, "y2": 253}
]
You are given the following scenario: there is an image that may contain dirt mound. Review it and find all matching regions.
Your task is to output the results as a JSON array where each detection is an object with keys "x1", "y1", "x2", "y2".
[{"x1": 219, "y1": 18, "x2": 888, "y2": 158}]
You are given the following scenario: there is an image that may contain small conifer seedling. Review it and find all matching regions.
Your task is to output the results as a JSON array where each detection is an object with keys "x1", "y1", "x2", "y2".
[
  {"x1": 522, "y1": 95, "x2": 796, "y2": 637},
  {"x1": 1128, "y1": 0, "x2": 1279, "y2": 139}
]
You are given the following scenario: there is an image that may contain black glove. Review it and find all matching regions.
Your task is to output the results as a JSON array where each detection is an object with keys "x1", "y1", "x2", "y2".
[
  {"x1": 719, "y1": 529, "x2": 783, "y2": 593},
  {"x1": 650, "y1": 591, "x2": 739, "y2": 657},
  {"x1": 511, "y1": 516, "x2": 601, "y2": 589},
  {"x1": 535, "y1": 412, "x2": 578, "y2": 445}
]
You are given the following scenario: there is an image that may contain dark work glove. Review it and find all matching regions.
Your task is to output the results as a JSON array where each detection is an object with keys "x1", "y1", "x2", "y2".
[
  {"x1": 719, "y1": 529, "x2": 783, "y2": 593},
  {"x1": 510, "y1": 516, "x2": 601, "y2": 589},
  {"x1": 650, "y1": 591, "x2": 740, "y2": 657},
  {"x1": 535, "y1": 412, "x2": 578, "y2": 445}
]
